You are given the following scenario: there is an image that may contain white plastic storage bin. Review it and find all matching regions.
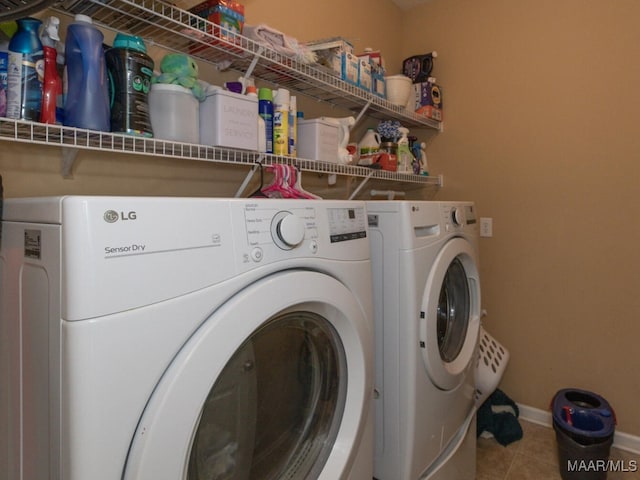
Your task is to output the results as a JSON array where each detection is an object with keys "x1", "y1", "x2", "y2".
[
  {"x1": 297, "y1": 118, "x2": 339, "y2": 163},
  {"x1": 148, "y1": 83, "x2": 199, "y2": 144},
  {"x1": 199, "y1": 88, "x2": 258, "y2": 150}
]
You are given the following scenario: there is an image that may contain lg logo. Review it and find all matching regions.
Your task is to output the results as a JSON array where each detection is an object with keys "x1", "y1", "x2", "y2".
[{"x1": 104, "y1": 210, "x2": 137, "y2": 223}]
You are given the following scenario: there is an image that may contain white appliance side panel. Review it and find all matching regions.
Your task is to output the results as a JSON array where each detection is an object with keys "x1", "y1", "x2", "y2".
[
  {"x1": 0, "y1": 221, "x2": 61, "y2": 480},
  {"x1": 1, "y1": 197, "x2": 64, "y2": 224}
]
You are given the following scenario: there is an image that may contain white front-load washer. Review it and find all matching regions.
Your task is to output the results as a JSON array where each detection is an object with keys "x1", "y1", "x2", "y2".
[
  {"x1": 366, "y1": 201, "x2": 481, "y2": 480},
  {"x1": 0, "y1": 196, "x2": 374, "y2": 480}
]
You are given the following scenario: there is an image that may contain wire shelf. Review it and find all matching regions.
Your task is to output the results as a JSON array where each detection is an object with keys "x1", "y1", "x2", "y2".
[
  {"x1": 53, "y1": 0, "x2": 442, "y2": 130},
  {"x1": 0, "y1": 118, "x2": 442, "y2": 186},
  {"x1": 6, "y1": 0, "x2": 443, "y2": 190}
]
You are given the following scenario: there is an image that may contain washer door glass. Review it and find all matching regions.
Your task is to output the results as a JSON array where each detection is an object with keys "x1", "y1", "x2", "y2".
[
  {"x1": 419, "y1": 238, "x2": 481, "y2": 390},
  {"x1": 187, "y1": 311, "x2": 346, "y2": 480},
  {"x1": 437, "y1": 257, "x2": 470, "y2": 363},
  {"x1": 122, "y1": 270, "x2": 371, "y2": 480}
]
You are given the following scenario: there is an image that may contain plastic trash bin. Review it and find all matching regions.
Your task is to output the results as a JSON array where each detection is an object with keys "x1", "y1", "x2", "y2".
[{"x1": 552, "y1": 388, "x2": 616, "y2": 480}]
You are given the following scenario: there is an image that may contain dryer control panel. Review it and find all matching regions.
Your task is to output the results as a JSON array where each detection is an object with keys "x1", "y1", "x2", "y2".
[
  {"x1": 237, "y1": 200, "x2": 369, "y2": 267},
  {"x1": 1, "y1": 196, "x2": 370, "y2": 320}
]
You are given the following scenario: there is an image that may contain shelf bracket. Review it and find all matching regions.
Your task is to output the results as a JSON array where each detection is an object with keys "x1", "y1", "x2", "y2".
[
  {"x1": 348, "y1": 171, "x2": 375, "y2": 200},
  {"x1": 242, "y1": 46, "x2": 265, "y2": 84},
  {"x1": 235, "y1": 158, "x2": 263, "y2": 198},
  {"x1": 61, "y1": 147, "x2": 79, "y2": 179},
  {"x1": 353, "y1": 99, "x2": 373, "y2": 128}
]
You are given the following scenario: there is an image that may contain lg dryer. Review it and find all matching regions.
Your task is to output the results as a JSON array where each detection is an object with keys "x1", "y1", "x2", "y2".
[
  {"x1": 367, "y1": 201, "x2": 481, "y2": 480},
  {"x1": 0, "y1": 196, "x2": 374, "y2": 480}
]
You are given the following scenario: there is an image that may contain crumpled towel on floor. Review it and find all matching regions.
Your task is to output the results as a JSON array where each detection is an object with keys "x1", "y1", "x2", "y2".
[{"x1": 476, "y1": 388, "x2": 523, "y2": 446}]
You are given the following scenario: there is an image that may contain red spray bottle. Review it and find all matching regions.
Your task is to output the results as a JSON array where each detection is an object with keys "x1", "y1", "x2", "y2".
[{"x1": 39, "y1": 16, "x2": 62, "y2": 124}]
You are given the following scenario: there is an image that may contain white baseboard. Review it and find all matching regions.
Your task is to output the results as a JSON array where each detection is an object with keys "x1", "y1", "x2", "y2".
[{"x1": 517, "y1": 403, "x2": 640, "y2": 455}]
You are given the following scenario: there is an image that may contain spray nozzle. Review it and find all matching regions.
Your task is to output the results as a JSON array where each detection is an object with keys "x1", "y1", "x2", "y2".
[{"x1": 40, "y1": 16, "x2": 61, "y2": 47}]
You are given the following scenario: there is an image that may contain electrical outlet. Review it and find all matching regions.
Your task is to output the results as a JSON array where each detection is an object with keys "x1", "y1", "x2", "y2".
[{"x1": 480, "y1": 217, "x2": 493, "y2": 237}]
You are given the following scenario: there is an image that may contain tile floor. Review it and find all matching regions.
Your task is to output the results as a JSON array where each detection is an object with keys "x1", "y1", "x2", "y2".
[{"x1": 477, "y1": 419, "x2": 640, "y2": 480}]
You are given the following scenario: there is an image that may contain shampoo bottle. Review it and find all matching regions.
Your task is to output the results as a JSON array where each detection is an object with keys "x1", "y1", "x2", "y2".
[
  {"x1": 6, "y1": 17, "x2": 44, "y2": 121},
  {"x1": 64, "y1": 14, "x2": 110, "y2": 131}
]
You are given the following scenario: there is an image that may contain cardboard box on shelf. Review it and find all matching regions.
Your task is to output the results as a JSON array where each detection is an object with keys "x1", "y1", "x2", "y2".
[
  {"x1": 358, "y1": 58, "x2": 372, "y2": 92},
  {"x1": 410, "y1": 81, "x2": 443, "y2": 121},
  {"x1": 304, "y1": 37, "x2": 354, "y2": 76},
  {"x1": 189, "y1": 0, "x2": 245, "y2": 41},
  {"x1": 371, "y1": 63, "x2": 386, "y2": 98},
  {"x1": 357, "y1": 49, "x2": 384, "y2": 69},
  {"x1": 341, "y1": 51, "x2": 360, "y2": 87}
]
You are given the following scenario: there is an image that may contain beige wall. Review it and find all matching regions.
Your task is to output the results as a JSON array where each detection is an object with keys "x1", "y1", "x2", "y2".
[
  {"x1": 3, "y1": 0, "x2": 639, "y2": 437},
  {"x1": 401, "y1": 0, "x2": 640, "y2": 435}
]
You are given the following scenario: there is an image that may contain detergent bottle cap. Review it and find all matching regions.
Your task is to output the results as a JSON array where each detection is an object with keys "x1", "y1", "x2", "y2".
[
  {"x1": 113, "y1": 33, "x2": 148, "y2": 53},
  {"x1": 74, "y1": 14, "x2": 93, "y2": 24},
  {"x1": 40, "y1": 16, "x2": 60, "y2": 47},
  {"x1": 398, "y1": 127, "x2": 409, "y2": 143},
  {"x1": 258, "y1": 87, "x2": 272, "y2": 102},
  {"x1": 273, "y1": 88, "x2": 290, "y2": 107}
]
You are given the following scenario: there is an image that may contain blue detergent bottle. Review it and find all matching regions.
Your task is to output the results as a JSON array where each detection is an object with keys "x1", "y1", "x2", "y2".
[
  {"x1": 63, "y1": 14, "x2": 110, "y2": 131},
  {"x1": 6, "y1": 17, "x2": 44, "y2": 121}
]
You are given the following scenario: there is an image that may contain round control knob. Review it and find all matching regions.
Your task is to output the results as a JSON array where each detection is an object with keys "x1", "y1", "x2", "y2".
[
  {"x1": 451, "y1": 207, "x2": 464, "y2": 226},
  {"x1": 272, "y1": 212, "x2": 305, "y2": 249}
]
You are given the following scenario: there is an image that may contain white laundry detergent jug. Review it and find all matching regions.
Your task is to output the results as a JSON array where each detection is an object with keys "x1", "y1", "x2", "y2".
[{"x1": 357, "y1": 128, "x2": 380, "y2": 165}]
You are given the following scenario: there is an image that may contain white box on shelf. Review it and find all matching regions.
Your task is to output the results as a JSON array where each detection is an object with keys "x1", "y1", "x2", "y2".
[
  {"x1": 297, "y1": 118, "x2": 339, "y2": 163},
  {"x1": 304, "y1": 37, "x2": 354, "y2": 75},
  {"x1": 199, "y1": 88, "x2": 259, "y2": 150},
  {"x1": 149, "y1": 83, "x2": 200, "y2": 144},
  {"x1": 358, "y1": 59, "x2": 372, "y2": 92},
  {"x1": 341, "y1": 52, "x2": 360, "y2": 87}
]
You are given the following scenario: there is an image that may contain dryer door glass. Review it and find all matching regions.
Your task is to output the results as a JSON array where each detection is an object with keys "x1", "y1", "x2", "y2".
[
  {"x1": 437, "y1": 257, "x2": 470, "y2": 362},
  {"x1": 187, "y1": 311, "x2": 347, "y2": 480}
]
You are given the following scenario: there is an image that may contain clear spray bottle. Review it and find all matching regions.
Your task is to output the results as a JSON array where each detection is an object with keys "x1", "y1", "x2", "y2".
[{"x1": 396, "y1": 127, "x2": 413, "y2": 173}]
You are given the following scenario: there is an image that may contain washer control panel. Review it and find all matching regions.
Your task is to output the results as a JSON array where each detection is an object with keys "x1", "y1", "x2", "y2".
[{"x1": 441, "y1": 203, "x2": 477, "y2": 232}]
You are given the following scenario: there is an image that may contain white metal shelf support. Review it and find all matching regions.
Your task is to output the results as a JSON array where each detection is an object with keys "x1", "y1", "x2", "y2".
[
  {"x1": 238, "y1": 45, "x2": 265, "y2": 86},
  {"x1": 234, "y1": 159, "x2": 263, "y2": 197},
  {"x1": 61, "y1": 147, "x2": 79, "y2": 178},
  {"x1": 353, "y1": 99, "x2": 373, "y2": 127},
  {"x1": 348, "y1": 170, "x2": 375, "y2": 200}
]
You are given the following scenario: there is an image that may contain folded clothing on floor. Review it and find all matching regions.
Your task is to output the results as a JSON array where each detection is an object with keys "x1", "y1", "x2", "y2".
[{"x1": 476, "y1": 388, "x2": 523, "y2": 446}]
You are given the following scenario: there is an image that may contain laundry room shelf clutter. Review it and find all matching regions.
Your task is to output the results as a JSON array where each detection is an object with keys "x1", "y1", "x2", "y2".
[{"x1": 1, "y1": 0, "x2": 443, "y2": 192}]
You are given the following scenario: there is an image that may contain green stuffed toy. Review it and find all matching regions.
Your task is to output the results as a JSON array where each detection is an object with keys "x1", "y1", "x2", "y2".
[{"x1": 153, "y1": 53, "x2": 205, "y2": 101}]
